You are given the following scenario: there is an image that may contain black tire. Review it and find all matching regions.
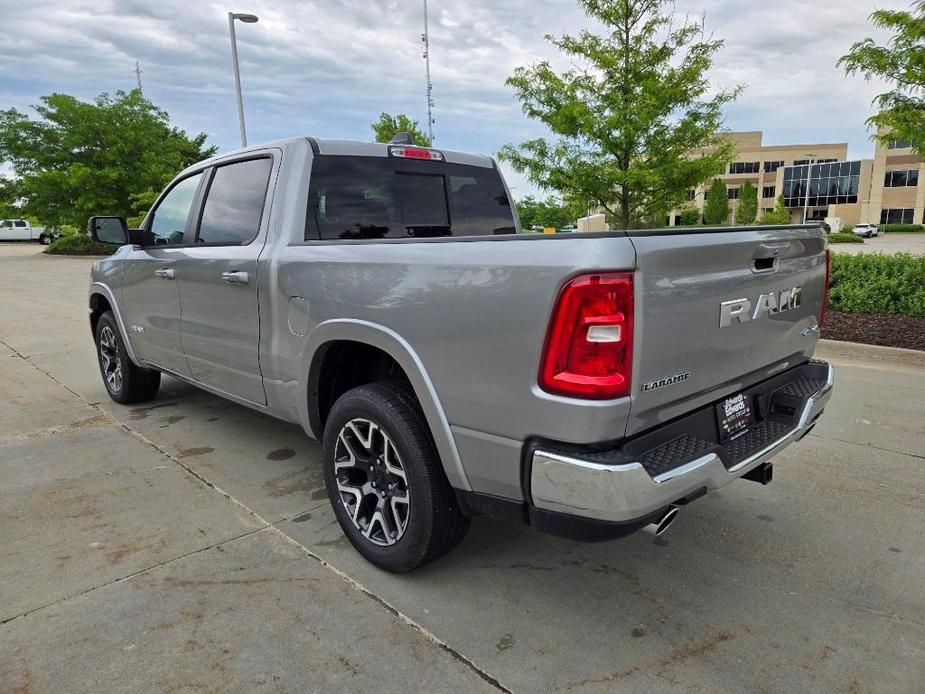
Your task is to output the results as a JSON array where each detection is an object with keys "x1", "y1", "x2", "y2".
[
  {"x1": 94, "y1": 311, "x2": 161, "y2": 404},
  {"x1": 39, "y1": 234, "x2": 52, "y2": 245},
  {"x1": 322, "y1": 381, "x2": 469, "y2": 573}
]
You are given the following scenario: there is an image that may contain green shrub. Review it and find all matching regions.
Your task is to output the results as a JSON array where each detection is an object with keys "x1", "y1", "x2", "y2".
[
  {"x1": 827, "y1": 232, "x2": 863, "y2": 243},
  {"x1": 829, "y1": 253, "x2": 925, "y2": 317},
  {"x1": 45, "y1": 233, "x2": 117, "y2": 256},
  {"x1": 677, "y1": 208, "x2": 700, "y2": 226},
  {"x1": 881, "y1": 223, "x2": 924, "y2": 233}
]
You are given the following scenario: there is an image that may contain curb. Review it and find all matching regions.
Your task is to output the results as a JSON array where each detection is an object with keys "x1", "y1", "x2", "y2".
[{"x1": 816, "y1": 339, "x2": 925, "y2": 369}]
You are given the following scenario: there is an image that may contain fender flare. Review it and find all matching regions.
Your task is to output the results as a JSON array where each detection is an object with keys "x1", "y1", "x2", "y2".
[
  {"x1": 300, "y1": 319, "x2": 471, "y2": 492},
  {"x1": 89, "y1": 282, "x2": 142, "y2": 366}
]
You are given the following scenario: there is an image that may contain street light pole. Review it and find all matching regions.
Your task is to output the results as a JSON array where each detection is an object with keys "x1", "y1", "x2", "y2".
[
  {"x1": 228, "y1": 12, "x2": 259, "y2": 148},
  {"x1": 801, "y1": 152, "x2": 817, "y2": 224}
]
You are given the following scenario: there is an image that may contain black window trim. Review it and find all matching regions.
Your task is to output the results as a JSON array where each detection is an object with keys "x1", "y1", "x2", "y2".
[
  {"x1": 191, "y1": 153, "x2": 275, "y2": 247},
  {"x1": 140, "y1": 169, "x2": 209, "y2": 249}
]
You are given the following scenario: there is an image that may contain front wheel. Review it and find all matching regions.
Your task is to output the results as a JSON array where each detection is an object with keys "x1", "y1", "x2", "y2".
[
  {"x1": 322, "y1": 382, "x2": 469, "y2": 573},
  {"x1": 94, "y1": 312, "x2": 160, "y2": 404},
  {"x1": 38, "y1": 234, "x2": 52, "y2": 245}
]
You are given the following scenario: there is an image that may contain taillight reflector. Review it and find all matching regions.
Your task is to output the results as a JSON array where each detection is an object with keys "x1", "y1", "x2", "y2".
[
  {"x1": 539, "y1": 272, "x2": 634, "y2": 399},
  {"x1": 821, "y1": 248, "x2": 831, "y2": 327},
  {"x1": 389, "y1": 146, "x2": 443, "y2": 161}
]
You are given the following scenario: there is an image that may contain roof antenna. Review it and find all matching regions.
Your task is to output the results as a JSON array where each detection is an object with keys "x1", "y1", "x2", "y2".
[
  {"x1": 421, "y1": 0, "x2": 435, "y2": 142},
  {"x1": 389, "y1": 132, "x2": 414, "y2": 145}
]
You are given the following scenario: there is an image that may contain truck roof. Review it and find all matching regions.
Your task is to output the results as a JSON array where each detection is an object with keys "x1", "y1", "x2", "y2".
[{"x1": 194, "y1": 137, "x2": 495, "y2": 171}]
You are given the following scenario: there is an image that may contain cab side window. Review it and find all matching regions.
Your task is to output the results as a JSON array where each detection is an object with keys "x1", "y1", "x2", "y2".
[
  {"x1": 147, "y1": 173, "x2": 203, "y2": 246},
  {"x1": 196, "y1": 158, "x2": 272, "y2": 245}
]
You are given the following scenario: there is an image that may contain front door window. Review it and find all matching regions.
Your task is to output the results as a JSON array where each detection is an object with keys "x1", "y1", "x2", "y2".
[{"x1": 147, "y1": 173, "x2": 203, "y2": 245}]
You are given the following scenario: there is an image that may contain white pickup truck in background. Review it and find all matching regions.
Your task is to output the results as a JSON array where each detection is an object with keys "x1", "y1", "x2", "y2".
[{"x1": 0, "y1": 219, "x2": 56, "y2": 244}]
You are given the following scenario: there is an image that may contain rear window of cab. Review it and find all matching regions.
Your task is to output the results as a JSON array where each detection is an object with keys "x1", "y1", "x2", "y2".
[{"x1": 305, "y1": 155, "x2": 516, "y2": 240}]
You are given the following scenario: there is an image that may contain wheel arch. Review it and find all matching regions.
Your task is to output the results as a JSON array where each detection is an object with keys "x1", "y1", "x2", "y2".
[
  {"x1": 89, "y1": 282, "x2": 141, "y2": 366},
  {"x1": 302, "y1": 319, "x2": 471, "y2": 492}
]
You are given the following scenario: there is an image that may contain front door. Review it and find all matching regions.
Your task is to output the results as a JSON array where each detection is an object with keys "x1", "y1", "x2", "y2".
[
  {"x1": 175, "y1": 156, "x2": 273, "y2": 404},
  {"x1": 121, "y1": 171, "x2": 205, "y2": 376}
]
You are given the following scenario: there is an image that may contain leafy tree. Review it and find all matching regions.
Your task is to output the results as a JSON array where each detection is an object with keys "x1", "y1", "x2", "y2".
[
  {"x1": 839, "y1": 2, "x2": 925, "y2": 153},
  {"x1": 498, "y1": 0, "x2": 740, "y2": 230},
  {"x1": 371, "y1": 112, "x2": 432, "y2": 147},
  {"x1": 703, "y1": 178, "x2": 729, "y2": 224},
  {"x1": 515, "y1": 195, "x2": 578, "y2": 229},
  {"x1": 758, "y1": 194, "x2": 793, "y2": 225},
  {"x1": 735, "y1": 180, "x2": 758, "y2": 224},
  {"x1": 0, "y1": 90, "x2": 214, "y2": 229}
]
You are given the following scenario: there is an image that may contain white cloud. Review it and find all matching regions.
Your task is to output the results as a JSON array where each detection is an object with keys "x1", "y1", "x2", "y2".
[{"x1": 0, "y1": 0, "x2": 911, "y2": 197}]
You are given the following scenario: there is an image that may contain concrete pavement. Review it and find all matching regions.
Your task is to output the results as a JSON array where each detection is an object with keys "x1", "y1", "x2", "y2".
[
  {"x1": 1, "y1": 242, "x2": 923, "y2": 693},
  {"x1": 831, "y1": 232, "x2": 925, "y2": 255}
]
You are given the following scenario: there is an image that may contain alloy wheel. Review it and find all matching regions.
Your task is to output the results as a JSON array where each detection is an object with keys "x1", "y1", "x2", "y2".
[
  {"x1": 98, "y1": 326, "x2": 123, "y2": 393},
  {"x1": 333, "y1": 418, "x2": 410, "y2": 546}
]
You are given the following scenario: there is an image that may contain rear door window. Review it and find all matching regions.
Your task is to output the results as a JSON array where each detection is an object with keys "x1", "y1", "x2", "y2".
[
  {"x1": 306, "y1": 155, "x2": 514, "y2": 240},
  {"x1": 197, "y1": 158, "x2": 273, "y2": 245}
]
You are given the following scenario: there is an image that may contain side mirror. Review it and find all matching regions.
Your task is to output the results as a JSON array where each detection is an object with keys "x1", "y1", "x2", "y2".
[{"x1": 88, "y1": 216, "x2": 129, "y2": 245}]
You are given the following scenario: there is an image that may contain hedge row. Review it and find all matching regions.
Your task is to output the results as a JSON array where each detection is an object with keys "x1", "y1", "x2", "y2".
[
  {"x1": 881, "y1": 224, "x2": 924, "y2": 233},
  {"x1": 829, "y1": 252, "x2": 925, "y2": 317},
  {"x1": 45, "y1": 234, "x2": 118, "y2": 256},
  {"x1": 827, "y1": 232, "x2": 862, "y2": 243}
]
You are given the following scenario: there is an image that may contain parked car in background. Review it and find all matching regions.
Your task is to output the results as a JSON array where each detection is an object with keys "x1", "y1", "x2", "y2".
[
  {"x1": 0, "y1": 219, "x2": 56, "y2": 244},
  {"x1": 86, "y1": 135, "x2": 834, "y2": 573},
  {"x1": 852, "y1": 223, "x2": 879, "y2": 238},
  {"x1": 557, "y1": 224, "x2": 577, "y2": 233}
]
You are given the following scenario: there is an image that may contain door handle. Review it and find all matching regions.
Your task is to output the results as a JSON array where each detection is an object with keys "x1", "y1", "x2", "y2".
[
  {"x1": 221, "y1": 271, "x2": 249, "y2": 285},
  {"x1": 154, "y1": 268, "x2": 175, "y2": 280}
]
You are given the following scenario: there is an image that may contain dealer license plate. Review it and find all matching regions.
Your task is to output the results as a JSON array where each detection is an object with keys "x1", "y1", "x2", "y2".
[{"x1": 717, "y1": 392, "x2": 753, "y2": 441}]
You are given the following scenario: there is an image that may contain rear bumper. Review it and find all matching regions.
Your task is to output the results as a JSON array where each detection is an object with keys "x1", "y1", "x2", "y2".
[{"x1": 529, "y1": 360, "x2": 834, "y2": 525}]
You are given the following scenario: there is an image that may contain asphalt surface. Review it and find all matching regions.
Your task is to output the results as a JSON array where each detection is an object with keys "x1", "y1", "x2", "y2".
[
  {"x1": 831, "y1": 232, "x2": 925, "y2": 255},
  {"x1": 1, "y1": 242, "x2": 923, "y2": 693}
]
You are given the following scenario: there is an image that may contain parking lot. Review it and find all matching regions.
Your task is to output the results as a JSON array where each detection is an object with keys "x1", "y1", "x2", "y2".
[
  {"x1": 831, "y1": 232, "x2": 925, "y2": 255},
  {"x1": 1, "y1": 241, "x2": 923, "y2": 693}
]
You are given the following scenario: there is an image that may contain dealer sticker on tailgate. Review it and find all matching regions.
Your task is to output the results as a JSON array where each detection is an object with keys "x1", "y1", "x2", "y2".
[{"x1": 717, "y1": 392, "x2": 753, "y2": 441}]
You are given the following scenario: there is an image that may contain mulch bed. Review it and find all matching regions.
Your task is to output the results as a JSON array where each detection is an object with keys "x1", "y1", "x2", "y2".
[{"x1": 823, "y1": 308, "x2": 925, "y2": 351}]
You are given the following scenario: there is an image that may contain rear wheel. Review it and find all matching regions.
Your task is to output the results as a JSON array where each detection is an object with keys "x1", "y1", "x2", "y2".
[
  {"x1": 322, "y1": 382, "x2": 469, "y2": 573},
  {"x1": 94, "y1": 311, "x2": 160, "y2": 404},
  {"x1": 39, "y1": 234, "x2": 52, "y2": 245}
]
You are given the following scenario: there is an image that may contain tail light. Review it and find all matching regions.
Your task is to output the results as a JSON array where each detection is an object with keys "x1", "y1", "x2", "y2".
[
  {"x1": 821, "y1": 248, "x2": 831, "y2": 327},
  {"x1": 539, "y1": 272, "x2": 634, "y2": 399}
]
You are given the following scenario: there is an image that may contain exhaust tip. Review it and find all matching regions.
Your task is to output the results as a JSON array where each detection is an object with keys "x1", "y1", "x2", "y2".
[{"x1": 642, "y1": 506, "x2": 679, "y2": 537}]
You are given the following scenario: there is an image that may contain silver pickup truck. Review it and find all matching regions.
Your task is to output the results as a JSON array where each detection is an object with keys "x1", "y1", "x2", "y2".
[{"x1": 87, "y1": 137, "x2": 834, "y2": 572}]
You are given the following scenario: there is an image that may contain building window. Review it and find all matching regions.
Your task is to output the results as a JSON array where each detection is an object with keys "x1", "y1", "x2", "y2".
[
  {"x1": 764, "y1": 160, "x2": 784, "y2": 173},
  {"x1": 816, "y1": 158, "x2": 838, "y2": 164},
  {"x1": 782, "y1": 160, "x2": 862, "y2": 207},
  {"x1": 880, "y1": 208, "x2": 915, "y2": 224},
  {"x1": 888, "y1": 139, "x2": 911, "y2": 149},
  {"x1": 727, "y1": 187, "x2": 740, "y2": 200},
  {"x1": 729, "y1": 161, "x2": 760, "y2": 174},
  {"x1": 762, "y1": 185, "x2": 776, "y2": 198},
  {"x1": 884, "y1": 169, "x2": 919, "y2": 187},
  {"x1": 793, "y1": 159, "x2": 810, "y2": 166},
  {"x1": 684, "y1": 188, "x2": 696, "y2": 200}
]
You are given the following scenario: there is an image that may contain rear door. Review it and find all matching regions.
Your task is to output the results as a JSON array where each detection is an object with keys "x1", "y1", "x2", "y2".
[
  {"x1": 174, "y1": 155, "x2": 274, "y2": 405},
  {"x1": 625, "y1": 226, "x2": 827, "y2": 436}
]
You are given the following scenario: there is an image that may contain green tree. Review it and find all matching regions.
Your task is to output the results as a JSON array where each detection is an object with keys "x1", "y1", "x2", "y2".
[
  {"x1": 735, "y1": 180, "x2": 758, "y2": 224},
  {"x1": 498, "y1": 0, "x2": 740, "y2": 230},
  {"x1": 839, "y1": 2, "x2": 925, "y2": 153},
  {"x1": 515, "y1": 195, "x2": 578, "y2": 229},
  {"x1": 758, "y1": 194, "x2": 793, "y2": 225},
  {"x1": 703, "y1": 178, "x2": 729, "y2": 225},
  {"x1": 0, "y1": 90, "x2": 214, "y2": 229},
  {"x1": 370, "y1": 112, "x2": 432, "y2": 147}
]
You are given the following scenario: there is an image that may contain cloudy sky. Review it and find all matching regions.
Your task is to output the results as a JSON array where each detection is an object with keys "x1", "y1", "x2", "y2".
[{"x1": 0, "y1": 0, "x2": 910, "y2": 196}]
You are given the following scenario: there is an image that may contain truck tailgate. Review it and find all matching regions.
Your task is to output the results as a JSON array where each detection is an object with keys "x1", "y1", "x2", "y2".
[{"x1": 625, "y1": 225, "x2": 827, "y2": 437}]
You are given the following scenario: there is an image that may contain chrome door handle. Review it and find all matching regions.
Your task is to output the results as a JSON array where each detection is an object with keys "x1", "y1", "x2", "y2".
[
  {"x1": 154, "y1": 268, "x2": 175, "y2": 279},
  {"x1": 221, "y1": 271, "x2": 249, "y2": 285}
]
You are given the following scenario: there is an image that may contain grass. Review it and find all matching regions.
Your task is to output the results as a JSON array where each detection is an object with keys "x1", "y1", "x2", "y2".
[{"x1": 44, "y1": 234, "x2": 118, "y2": 256}]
